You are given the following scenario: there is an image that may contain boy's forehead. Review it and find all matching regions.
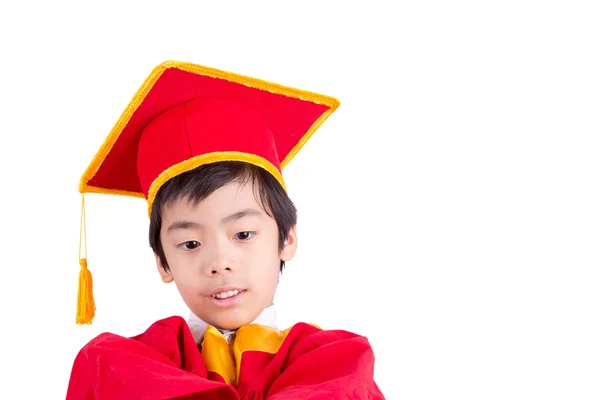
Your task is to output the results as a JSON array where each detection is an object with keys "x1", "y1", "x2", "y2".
[{"x1": 164, "y1": 180, "x2": 266, "y2": 218}]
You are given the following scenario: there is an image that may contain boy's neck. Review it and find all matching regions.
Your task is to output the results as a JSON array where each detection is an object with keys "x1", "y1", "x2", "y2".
[{"x1": 188, "y1": 304, "x2": 278, "y2": 344}]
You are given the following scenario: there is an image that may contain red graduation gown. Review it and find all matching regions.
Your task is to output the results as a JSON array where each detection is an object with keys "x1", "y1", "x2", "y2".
[{"x1": 66, "y1": 316, "x2": 385, "y2": 399}]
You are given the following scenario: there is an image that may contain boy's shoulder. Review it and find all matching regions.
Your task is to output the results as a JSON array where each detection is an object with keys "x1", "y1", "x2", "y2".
[
  {"x1": 72, "y1": 314, "x2": 375, "y2": 357},
  {"x1": 76, "y1": 315, "x2": 376, "y2": 364},
  {"x1": 67, "y1": 315, "x2": 384, "y2": 399}
]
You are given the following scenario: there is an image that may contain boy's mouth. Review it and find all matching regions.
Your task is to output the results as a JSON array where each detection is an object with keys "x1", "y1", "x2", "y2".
[
  {"x1": 209, "y1": 288, "x2": 246, "y2": 308},
  {"x1": 211, "y1": 289, "x2": 245, "y2": 300}
]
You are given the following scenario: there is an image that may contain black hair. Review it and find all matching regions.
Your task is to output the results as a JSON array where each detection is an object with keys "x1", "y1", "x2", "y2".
[{"x1": 149, "y1": 161, "x2": 297, "y2": 272}]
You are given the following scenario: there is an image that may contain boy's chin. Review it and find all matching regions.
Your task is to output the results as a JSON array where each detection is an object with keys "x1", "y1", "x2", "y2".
[
  {"x1": 203, "y1": 313, "x2": 257, "y2": 331},
  {"x1": 214, "y1": 319, "x2": 252, "y2": 331}
]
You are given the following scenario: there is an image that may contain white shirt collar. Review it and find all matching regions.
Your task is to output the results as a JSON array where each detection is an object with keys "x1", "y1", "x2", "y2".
[{"x1": 188, "y1": 304, "x2": 278, "y2": 344}]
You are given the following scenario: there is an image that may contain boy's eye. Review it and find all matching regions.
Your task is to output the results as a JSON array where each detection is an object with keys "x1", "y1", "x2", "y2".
[
  {"x1": 235, "y1": 231, "x2": 254, "y2": 240},
  {"x1": 181, "y1": 241, "x2": 200, "y2": 250}
]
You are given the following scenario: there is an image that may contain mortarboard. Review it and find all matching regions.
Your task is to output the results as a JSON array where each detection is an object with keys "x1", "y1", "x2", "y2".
[{"x1": 76, "y1": 60, "x2": 340, "y2": 325}]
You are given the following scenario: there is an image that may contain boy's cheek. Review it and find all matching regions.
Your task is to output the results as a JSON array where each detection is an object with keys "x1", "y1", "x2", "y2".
[{"x1": 173, "y1": 274, "x2": 200, "y2": 291}]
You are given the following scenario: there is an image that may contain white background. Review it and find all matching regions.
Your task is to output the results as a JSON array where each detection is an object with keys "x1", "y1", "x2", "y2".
[{"x1": 1, "y1": 1, "x2": 599, "y2": 399}]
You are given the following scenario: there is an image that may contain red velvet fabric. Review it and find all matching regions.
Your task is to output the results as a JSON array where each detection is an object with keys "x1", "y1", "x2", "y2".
[
  {"x1": 88, "y1": 67, "x2": 330, "y2": 197},
  {"x1": 66, "y1": 316, "x2": 385, "y2": 399},
  {"x1": 136, "y1": 98, "x2": 282, "y2": 198}
]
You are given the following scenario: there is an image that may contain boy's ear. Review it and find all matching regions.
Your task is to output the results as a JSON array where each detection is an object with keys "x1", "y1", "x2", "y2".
[
  {"x1": 280, "y1": 225, "x2": 298, "y2": 262},
  {"x1": 155, "y1": 253, "x2": 174, "y2": 283}
]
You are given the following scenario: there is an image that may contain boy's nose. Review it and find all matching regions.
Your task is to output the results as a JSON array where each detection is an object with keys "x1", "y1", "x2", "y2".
[
  {"x1": 209, "y1": 264, "x2": 232, "y2": 275},
  {"x1": 204, "y1": 248, "x2": 234, "y2": 276}
]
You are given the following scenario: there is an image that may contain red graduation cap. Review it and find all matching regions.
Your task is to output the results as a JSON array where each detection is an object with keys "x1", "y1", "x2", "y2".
[{"x1": 75, "y1": 60, "x2": 340, "y2": 324}]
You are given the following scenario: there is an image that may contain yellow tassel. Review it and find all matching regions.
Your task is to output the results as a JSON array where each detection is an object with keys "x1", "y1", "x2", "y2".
[
  {"x1": 76, "y1": 258, "x2": 95, "y2": 324},
  {"x1": 77, "y1": 194, "x2": 96, "y2": 325}
]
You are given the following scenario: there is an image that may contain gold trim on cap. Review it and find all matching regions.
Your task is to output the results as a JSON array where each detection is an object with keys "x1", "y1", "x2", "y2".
[{"x1": 146, "y1": 151, "x2": 286, "y2": 217}]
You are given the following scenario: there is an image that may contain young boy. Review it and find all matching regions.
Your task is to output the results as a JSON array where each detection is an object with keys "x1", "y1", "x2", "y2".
[{"x1": 67, "y1": 61, "x2": 385, "y2": 399}]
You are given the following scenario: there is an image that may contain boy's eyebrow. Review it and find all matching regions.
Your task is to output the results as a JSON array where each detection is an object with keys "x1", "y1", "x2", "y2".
[
  {"x1": 221, "y1": 208, "x2": 262, "y2": 224},
  {"x1": 166, "y1": 209, "x2": 262, "y2": 233},
  {"x1": 166, "y1": 220, "x2": 201, "y2": 233}
]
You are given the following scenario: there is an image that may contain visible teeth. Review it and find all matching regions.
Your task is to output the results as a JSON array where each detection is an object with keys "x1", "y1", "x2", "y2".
[{"x1": 213, "y1": 289, "x2": 241, "y2": 299}]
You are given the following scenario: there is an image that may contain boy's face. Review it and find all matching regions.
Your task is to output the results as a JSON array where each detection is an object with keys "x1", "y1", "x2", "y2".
[{"x1": 155, "y1": 180, "x2": 297, "y2": 330}]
